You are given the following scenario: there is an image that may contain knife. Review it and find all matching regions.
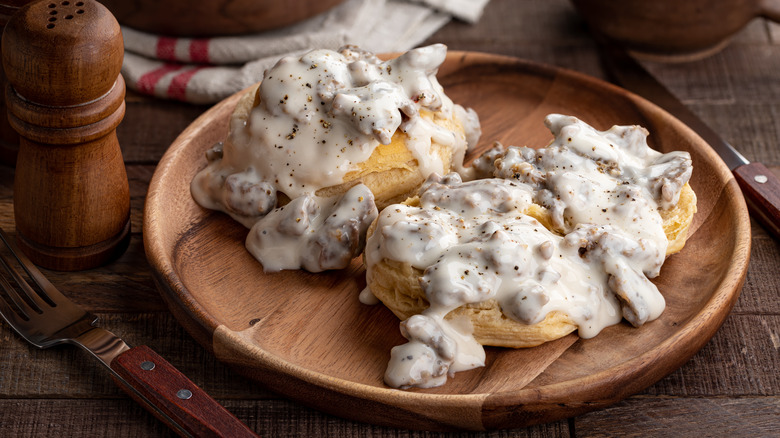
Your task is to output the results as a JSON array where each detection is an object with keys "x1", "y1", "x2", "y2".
[{"x1": 595, "y1": 35, "x2": 780, "y2": 239}]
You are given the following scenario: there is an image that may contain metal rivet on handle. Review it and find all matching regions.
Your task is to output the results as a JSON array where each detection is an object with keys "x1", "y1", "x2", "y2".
[
  {"x1": 755, "y1": 174, "x2": 768, "y2": 184},
  {"x1": 177, "y1": 389, "x2": 193, "y2": 400},
  {"x1": 140, "y1": 361, "x2": 155, "y2": 371}
]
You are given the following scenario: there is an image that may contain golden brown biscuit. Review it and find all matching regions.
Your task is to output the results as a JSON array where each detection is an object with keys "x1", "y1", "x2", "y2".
[
  {"x1": 366, "y1": 182, "x2": 697, "y2": 348},
  {"x1": 661, "y1": 183, "x2": 697, "y2": 255},
  {"x1": 368, "y1": 257, "x2": 578, "y2": 348},
  {"x1": 230, "y1": 84, "x2": 465, "y2": 211}
]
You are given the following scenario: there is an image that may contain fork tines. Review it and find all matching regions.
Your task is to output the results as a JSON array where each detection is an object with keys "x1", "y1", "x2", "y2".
[{"x1": 0, "y1": 228, "x2": 55, "y2": 320}]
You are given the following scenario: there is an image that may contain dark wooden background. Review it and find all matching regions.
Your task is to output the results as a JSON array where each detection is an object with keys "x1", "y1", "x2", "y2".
[{"x1": 1, "y1": 0, "x2": 778, "y2": 436}]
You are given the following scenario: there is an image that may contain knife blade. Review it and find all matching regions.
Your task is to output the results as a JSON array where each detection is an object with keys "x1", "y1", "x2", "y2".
[{"x1": 595, "y1": 36, "x2": 780, "y2": 239}]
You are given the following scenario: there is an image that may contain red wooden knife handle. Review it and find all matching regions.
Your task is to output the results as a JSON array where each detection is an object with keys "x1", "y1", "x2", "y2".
[
  {"x1": 110, "y1": 345, "x2": 258, "y2": 438},
  {"x1": 733, "y1": 162, "x2": 780, "y2": 239}
]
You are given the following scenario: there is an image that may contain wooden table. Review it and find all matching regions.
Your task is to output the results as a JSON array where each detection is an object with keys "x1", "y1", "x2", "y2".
[{"x1": 1, "y1": 1, "x2": 778, "y2": 436}]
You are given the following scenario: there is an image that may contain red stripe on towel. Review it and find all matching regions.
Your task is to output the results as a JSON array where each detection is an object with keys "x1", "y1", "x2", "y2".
[
  {"x1": 156, "y1": 37, "x2": 178, "y2": 61},
  {"x1": 167, "y1": 67, "x2": 205, "y2": 101},
  {"x1": 137, "y1": 64, "x2": 183, "y2": 95},
  {"x1": 190, "y1": 39, "x2": 210, "y2": 63}
]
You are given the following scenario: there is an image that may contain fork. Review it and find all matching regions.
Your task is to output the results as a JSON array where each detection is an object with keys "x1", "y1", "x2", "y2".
[{"x1": 0, "y1": 228, "x2": 258, "y2": 437}]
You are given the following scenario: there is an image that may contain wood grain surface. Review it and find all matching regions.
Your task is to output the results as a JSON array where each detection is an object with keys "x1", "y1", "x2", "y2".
[{"x1": 1, "y1": 0, "x2": 778, "y2": 436}]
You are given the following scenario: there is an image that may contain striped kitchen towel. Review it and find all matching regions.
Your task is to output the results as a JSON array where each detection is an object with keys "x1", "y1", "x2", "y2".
[{"x1": 121, "y1": 0, "x2": 489, "y2": 104}]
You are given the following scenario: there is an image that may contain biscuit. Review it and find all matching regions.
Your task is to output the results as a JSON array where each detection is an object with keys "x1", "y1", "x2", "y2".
[
  {"x1": 366, "y1": 182, "x2": 697, "y2": 348},
  {"x1": 230, "y1": 84, "x2": 466, "y2": 211},
  {"x1": 661, "y1": 183, "x2": 697, "y2": 255}
]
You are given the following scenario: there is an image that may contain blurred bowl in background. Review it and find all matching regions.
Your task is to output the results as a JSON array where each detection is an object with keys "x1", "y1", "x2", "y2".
[
  {"x1": 570, "y1": 0, "x2": 780, "y2": 61},
  {"x1": 101, "y1": 0, "x2": 345, "y2": 37}
]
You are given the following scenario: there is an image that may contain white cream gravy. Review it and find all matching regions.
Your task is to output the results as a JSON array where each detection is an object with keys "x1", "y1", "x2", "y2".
[
  {"x1": 365, "y1": 114, "x2": 693, "y2": 389},
  {"x1": 190, "y1": 44, "x2": 479, "y2": 272},
  {"x1": 246, "y1": 184, "x2": 378, "y2": 272}
]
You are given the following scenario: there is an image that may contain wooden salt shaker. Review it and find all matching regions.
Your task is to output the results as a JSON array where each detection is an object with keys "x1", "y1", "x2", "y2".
[{"x1": 3, "y1": 0, "x2": 130, "y2": 270}]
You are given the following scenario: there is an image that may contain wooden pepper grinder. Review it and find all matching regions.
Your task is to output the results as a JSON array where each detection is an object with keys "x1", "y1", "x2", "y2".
[
  {"x1": 0, "y1": 1, "x2": 33, "y2": 166},
  {"x1": 3, "y1": 0, "x2": 130, "y2": 270}
]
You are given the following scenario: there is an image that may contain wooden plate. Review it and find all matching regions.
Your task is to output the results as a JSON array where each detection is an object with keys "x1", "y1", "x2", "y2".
[{"x1": 143, "y1": 52, "x2": 751, "y2": 431}]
